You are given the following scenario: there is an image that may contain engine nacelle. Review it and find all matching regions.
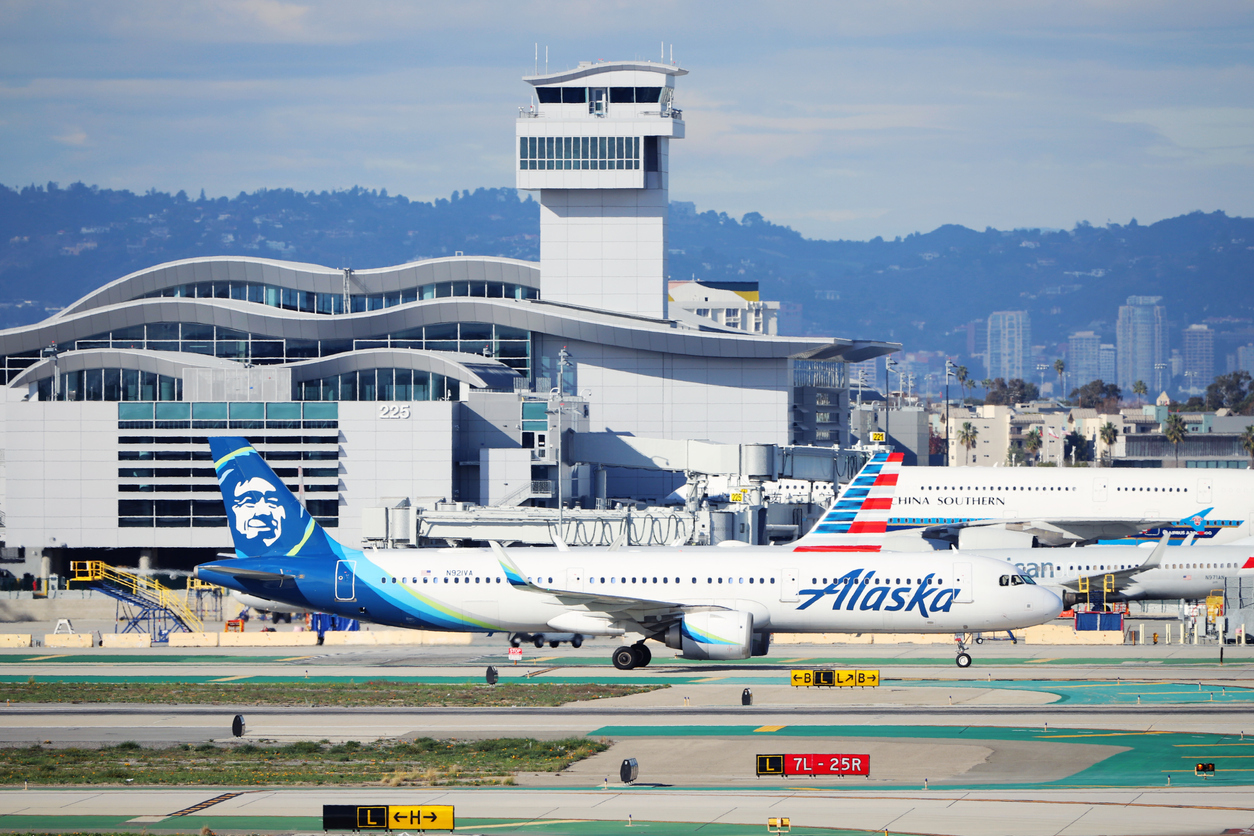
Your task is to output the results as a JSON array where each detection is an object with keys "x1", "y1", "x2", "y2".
[
  {"x1": 751, "y1": 631, "x2": 771, "y2": 657},
  {"x1": 958, "y1": 526, "x2": 1037, "y2": 550},
  {"x1": 665, "y1": 610, "x2": 753, "y2": 661}
]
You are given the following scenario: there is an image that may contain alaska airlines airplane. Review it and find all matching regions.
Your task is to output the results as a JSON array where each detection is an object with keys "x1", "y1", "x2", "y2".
[
  {"x1": 195, "y1": 438, "x2": 1062, "y2": 669},
  {"x1": 831, "y1": 465, "x2": 1253, "y2": 549}
]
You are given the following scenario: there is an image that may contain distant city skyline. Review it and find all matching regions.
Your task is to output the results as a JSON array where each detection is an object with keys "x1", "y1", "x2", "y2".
[{"x1": 1, "y1": 2, "x2": 1253, "y2": 241}]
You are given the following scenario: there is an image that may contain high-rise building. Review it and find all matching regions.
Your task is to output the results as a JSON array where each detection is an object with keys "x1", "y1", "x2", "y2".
[
  {"x1": 1182, "y1": 323, "x2": 1215, "y2": 393},
  {"x1": 1116, "y1": 295, "x2": 1167, "y2": 394},
  {"x1": 1067, "y1": 331, "x2": 1101, "y2": 387},
  {"x1": 1237, "y1": 344, "x2": 1254, "y2": 374},
  {"x1": 986, "y1": 311, "x2": 1031, "y2": 381},
  {"x1": 518, "y1": 61, "x2": 683, "y2": 318},
  {"x1": 1099, "y1": 344, "x2": 1117, "y2": 386}
]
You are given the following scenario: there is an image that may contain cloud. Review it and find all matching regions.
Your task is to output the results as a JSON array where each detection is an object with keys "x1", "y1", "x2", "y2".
[
  {"x1": 1108, "y1": 107, "x2": 1254, "y2": 165},
  {"x1": 51, "y1": 127, "x2": 88, "y2": 146}
]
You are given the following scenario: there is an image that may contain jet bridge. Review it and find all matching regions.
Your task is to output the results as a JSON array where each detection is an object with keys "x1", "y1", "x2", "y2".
[{"x1": 391, "y1": 438, "x2": 873, "y2": 548}]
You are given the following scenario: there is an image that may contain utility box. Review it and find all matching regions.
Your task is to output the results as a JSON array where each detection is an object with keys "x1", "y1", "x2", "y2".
[{"x1": 620, "y1": 758, "x2": 638, "y2": 784}]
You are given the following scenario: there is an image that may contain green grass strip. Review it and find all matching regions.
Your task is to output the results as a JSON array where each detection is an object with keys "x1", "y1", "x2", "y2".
[
  {"x1": 0, "y1": 680, "x2": 658, "y2": 706},
  {"x1": 0, "y1": 737, "x2": 606, "y2": 787}
]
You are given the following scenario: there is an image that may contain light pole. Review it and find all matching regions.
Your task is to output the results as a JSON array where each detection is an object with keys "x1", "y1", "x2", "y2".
[
  {"x1": 1184, "y1": 370, "x2": 1198, "y2": 395},
  {"x1": 945, "y1": 359, "x2": 955, "y2": 467},
  {"x1": 1154, "y1": 362, "x2": 1166, "y2": 395},
  {"x1": 1036, "y1": 363, "x2": 1048, "y2": 397},
  {"x1": 548, "y1": 346, "x2": 572, "y2": 542},
  {"x1": 884, "y1": 357, "x2": 898, "y2": 451}
]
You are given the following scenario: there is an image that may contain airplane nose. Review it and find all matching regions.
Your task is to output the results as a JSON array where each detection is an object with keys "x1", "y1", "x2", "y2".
[{"x1": 1037, "y1": 586, "x2": 1064, "y2": 619}]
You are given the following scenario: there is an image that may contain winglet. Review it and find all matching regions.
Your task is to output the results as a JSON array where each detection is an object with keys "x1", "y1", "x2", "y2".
[
  {"x1": 1179, "y1": 507, "x2": 1214, "y2": 532},
  {"x1": 1138, "y1": 533, "x2": 1171, "y2": 573},
  {"x1": 490, "y1": 541, "x2": 531, "y2": 588}
]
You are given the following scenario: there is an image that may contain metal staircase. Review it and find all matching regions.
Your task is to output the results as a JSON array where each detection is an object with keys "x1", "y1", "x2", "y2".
[{"x1": 71, "y1": 561, "x2": 204, "y2": 641}]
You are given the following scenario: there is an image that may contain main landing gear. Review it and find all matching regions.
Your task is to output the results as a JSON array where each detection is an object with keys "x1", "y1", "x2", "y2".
[
  {"x1": 955, "y1": 632, "x2": 974, "y2": 668},
  {"x1": 612, "y1": 642, "x2": 652, "y2": 670}
]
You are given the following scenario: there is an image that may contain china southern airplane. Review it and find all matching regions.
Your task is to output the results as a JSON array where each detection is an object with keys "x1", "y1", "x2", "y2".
[
  {"x1": 195, "y1": 438, "x2": 1062, "y2": 669},
  {"x1": 864, "y1": 465, "x2": 1254, "y2": 549},
  {"x1": 798, "y1": 452, "x2": 1254, "y2": 608}
]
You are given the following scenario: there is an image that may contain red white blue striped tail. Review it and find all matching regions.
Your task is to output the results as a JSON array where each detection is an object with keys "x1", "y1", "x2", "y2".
[{"x1": 790, "y1": 451, "x2": 904, "y2": 552}]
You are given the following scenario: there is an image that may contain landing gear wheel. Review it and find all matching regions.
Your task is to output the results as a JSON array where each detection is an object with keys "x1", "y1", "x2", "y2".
[
  {"x1": 975, "y1": 636, "x2": 984, "y2": 645},
  {"x1": 533, "y1": 636, "x2": 545, "y2": 648},
  {"x1": 571, "y1": 635, "x2": 583, "y2": 648},
  {"x1": 630, "y1": 643, "x2": 652, "y2": 668},
  {"x1": 510, "y1": 636, "x2": 521, "y2": 648},
  {"x1": 612, "y1": 645, "x2": 637, "y2": 670},
  {"x1": 956, "y1": 652, "x2": 972, "y2": 668},
  {"x1": 550, "y1": 641, "x2": 560, "y2": 648}
]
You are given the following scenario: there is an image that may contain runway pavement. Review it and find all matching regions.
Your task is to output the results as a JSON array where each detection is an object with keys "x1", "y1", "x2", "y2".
[{"x1": 0, "y1": 638, "x2": 1253, "y2": 834}]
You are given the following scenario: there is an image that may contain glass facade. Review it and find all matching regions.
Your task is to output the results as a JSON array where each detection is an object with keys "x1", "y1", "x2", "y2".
[
  {"x1": 520, "y1": 136, "x2": 640, "y2": 170},
  {"x1": 140, "y1": 278, "x2": 538, "y2": 314},
  {"x1": 116, "y1": 402, "x2": 339, "y2": 528},
  {"x1": 38, "y1": 368, "x2": 182, "y2": 401},
  {"x1": 294, "y1": 368, "x2": 461, "y2": 402}
]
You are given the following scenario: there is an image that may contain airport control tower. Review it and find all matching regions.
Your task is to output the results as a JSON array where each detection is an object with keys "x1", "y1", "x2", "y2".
[{"x1": 517, "y1": 61, "x2": 686, "y2": 319}]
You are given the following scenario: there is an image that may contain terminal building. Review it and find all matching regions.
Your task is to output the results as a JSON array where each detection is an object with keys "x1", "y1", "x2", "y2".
[{"x1": 0, "y1": 60, "x2": 896, "y2": 576}]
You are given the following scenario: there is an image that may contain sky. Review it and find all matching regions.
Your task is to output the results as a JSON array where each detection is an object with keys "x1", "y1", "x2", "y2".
[{"x1": 1, "y1": 0, "x2": 1252, "y2": 241}]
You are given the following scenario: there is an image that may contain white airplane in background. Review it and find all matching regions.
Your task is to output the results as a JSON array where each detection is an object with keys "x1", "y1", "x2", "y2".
[
  {"x1": 847, "y1": 464, "x2": 1254, "y2": 549},
  {"x1": 799, "y1": 453, "x2": 1254, "y2": 608},
  {"x1": 195, "y1": 440, "x2": 1062, "y2": 669}
]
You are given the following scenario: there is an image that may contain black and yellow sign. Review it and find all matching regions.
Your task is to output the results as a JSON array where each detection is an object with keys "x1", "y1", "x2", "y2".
[
  {"x1": 790, "y1": 669, "x2": 879, "y2": 688},
  {"x1": 323, "y1": 804, "x2": 455, "y2": 831},
  {"x1": 870, "y1": 432, "x2": 886, "y2": 443},
  {"x1": 756, "y1": 754, "x2": 785, "y2": 775}
]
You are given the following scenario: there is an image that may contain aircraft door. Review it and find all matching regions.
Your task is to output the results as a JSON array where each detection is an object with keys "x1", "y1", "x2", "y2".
[
  {"x1": 1198, "y1": 478, "x2": 1213, "y2": 504},
  {"x1": 334, "y1": 560, "x2": 356, "y2": 601},
  {"x1": 781, "y1": 568, "x2": 799, "y2": 603},
  {"x1": 952, "y1": 562, "x2": 973, "y2": 603},
  {"x1": 1093, "y1": 477, "x2": 1108, "y2": 503},
  {"x1": 567, "y1": 567, "x2": 585, "y2": 592}
]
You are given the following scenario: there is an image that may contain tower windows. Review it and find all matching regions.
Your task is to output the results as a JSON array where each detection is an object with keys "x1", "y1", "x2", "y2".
[{"x1": 519, "y1": 136, "x2": 641, "y2": 171}]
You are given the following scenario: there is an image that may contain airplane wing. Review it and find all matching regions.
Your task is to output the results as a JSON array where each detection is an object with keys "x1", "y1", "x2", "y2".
[
  {"x1": 490, "y1": 542, "x2": 725, "y2": 633},
  {"x1": 1054, "y1": 534, "x2": 1170, "y2": 593}
]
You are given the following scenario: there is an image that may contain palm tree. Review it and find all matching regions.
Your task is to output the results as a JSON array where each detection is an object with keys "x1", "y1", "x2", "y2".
[
  {"x1": 1024, "y1": 427, "x2": 1043, "y2": 465},
  {"x1": 1132, "y1": 380, "x2": 1148, "y2": 404},
  {"x1": 1163, "y1": 413, "x2": 1188, "y2": 467},
  {"x1": 981, "y1": 377, "x2": 993, "y2": 397},
  {"x1": 1099, "y1": 421, "x2": 1118, "y2": 466},
  {"x1": 1053, "y1": 359, "x2": 1065, "y2": 400},
  {"x1": 958, "y1": 421, "x2": 979, "y2": 465},
  {"x1": 956, "y1": 365, "x2": 970, "y2": 403},
  {"x1": 1240, "y1": 425, "x2": 1254, "y2": 470}
]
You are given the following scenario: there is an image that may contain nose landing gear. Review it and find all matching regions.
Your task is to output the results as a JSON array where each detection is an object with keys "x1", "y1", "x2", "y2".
[{"x1": 955, "y1": 632, "x2": 974, "y2": 668}]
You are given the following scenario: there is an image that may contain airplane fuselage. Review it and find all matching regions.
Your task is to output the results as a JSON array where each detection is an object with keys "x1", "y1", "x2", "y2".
[
  {"x1": 883, "y1": 468, "x2": 1252, "y2": 543},
  {"x1": 200, "y1": 546, "x2": 1060, "y2": 636},
  {"x1": 973, "y1": 543, "x2": 1253, "y2": 602}
]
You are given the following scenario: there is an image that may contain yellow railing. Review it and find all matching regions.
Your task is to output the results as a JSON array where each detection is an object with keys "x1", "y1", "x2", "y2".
[{"x1": 71, "y1": 560, "x2": 204, "y2": 633}]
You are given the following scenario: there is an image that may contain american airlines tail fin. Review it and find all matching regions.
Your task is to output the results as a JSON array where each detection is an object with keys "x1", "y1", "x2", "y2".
[
  {"x1": 209, "y1": 436, "x2": 340, "y2": 559},
  {"x1": 790, "y1": 451, "x2": 904, "y2": 552}
]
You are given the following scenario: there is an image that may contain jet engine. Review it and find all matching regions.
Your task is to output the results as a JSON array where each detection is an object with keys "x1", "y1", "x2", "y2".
[{"x1": 664, "y1": 610, "x2": 753, "y2": 660}]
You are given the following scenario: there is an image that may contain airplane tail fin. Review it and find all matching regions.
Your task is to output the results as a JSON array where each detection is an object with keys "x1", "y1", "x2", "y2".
[
  {"x1": 209, "y1": 436, "x2": 340, "y2": 559},
  {"x1": 1178, "y1": 507, "x2": 1214, "y2": 532},
  {"x1": 790, "y1": 451, "x2": 904, "y2": 552}
]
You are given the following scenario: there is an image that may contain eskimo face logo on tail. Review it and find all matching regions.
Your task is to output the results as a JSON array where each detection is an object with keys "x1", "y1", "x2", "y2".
[{"x1": 231, "y1": 476, "x2": 286, "y2": 547}]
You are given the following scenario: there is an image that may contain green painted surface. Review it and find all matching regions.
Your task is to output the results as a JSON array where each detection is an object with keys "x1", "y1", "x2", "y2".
[
  {"x1": 0, "y1": 815, "x2": 863, "y2": 835},
  {"x1": 902, "y1": 678, "x2": 1254, "y2": 704},
  {"x1": 588, "y1": 724, "x2": 1254, "y2": 789}
]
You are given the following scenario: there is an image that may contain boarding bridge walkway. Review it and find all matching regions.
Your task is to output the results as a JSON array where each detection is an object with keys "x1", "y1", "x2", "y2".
[{"x1": 71, "y1": 561, "x2": 203, "y2": 641}]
